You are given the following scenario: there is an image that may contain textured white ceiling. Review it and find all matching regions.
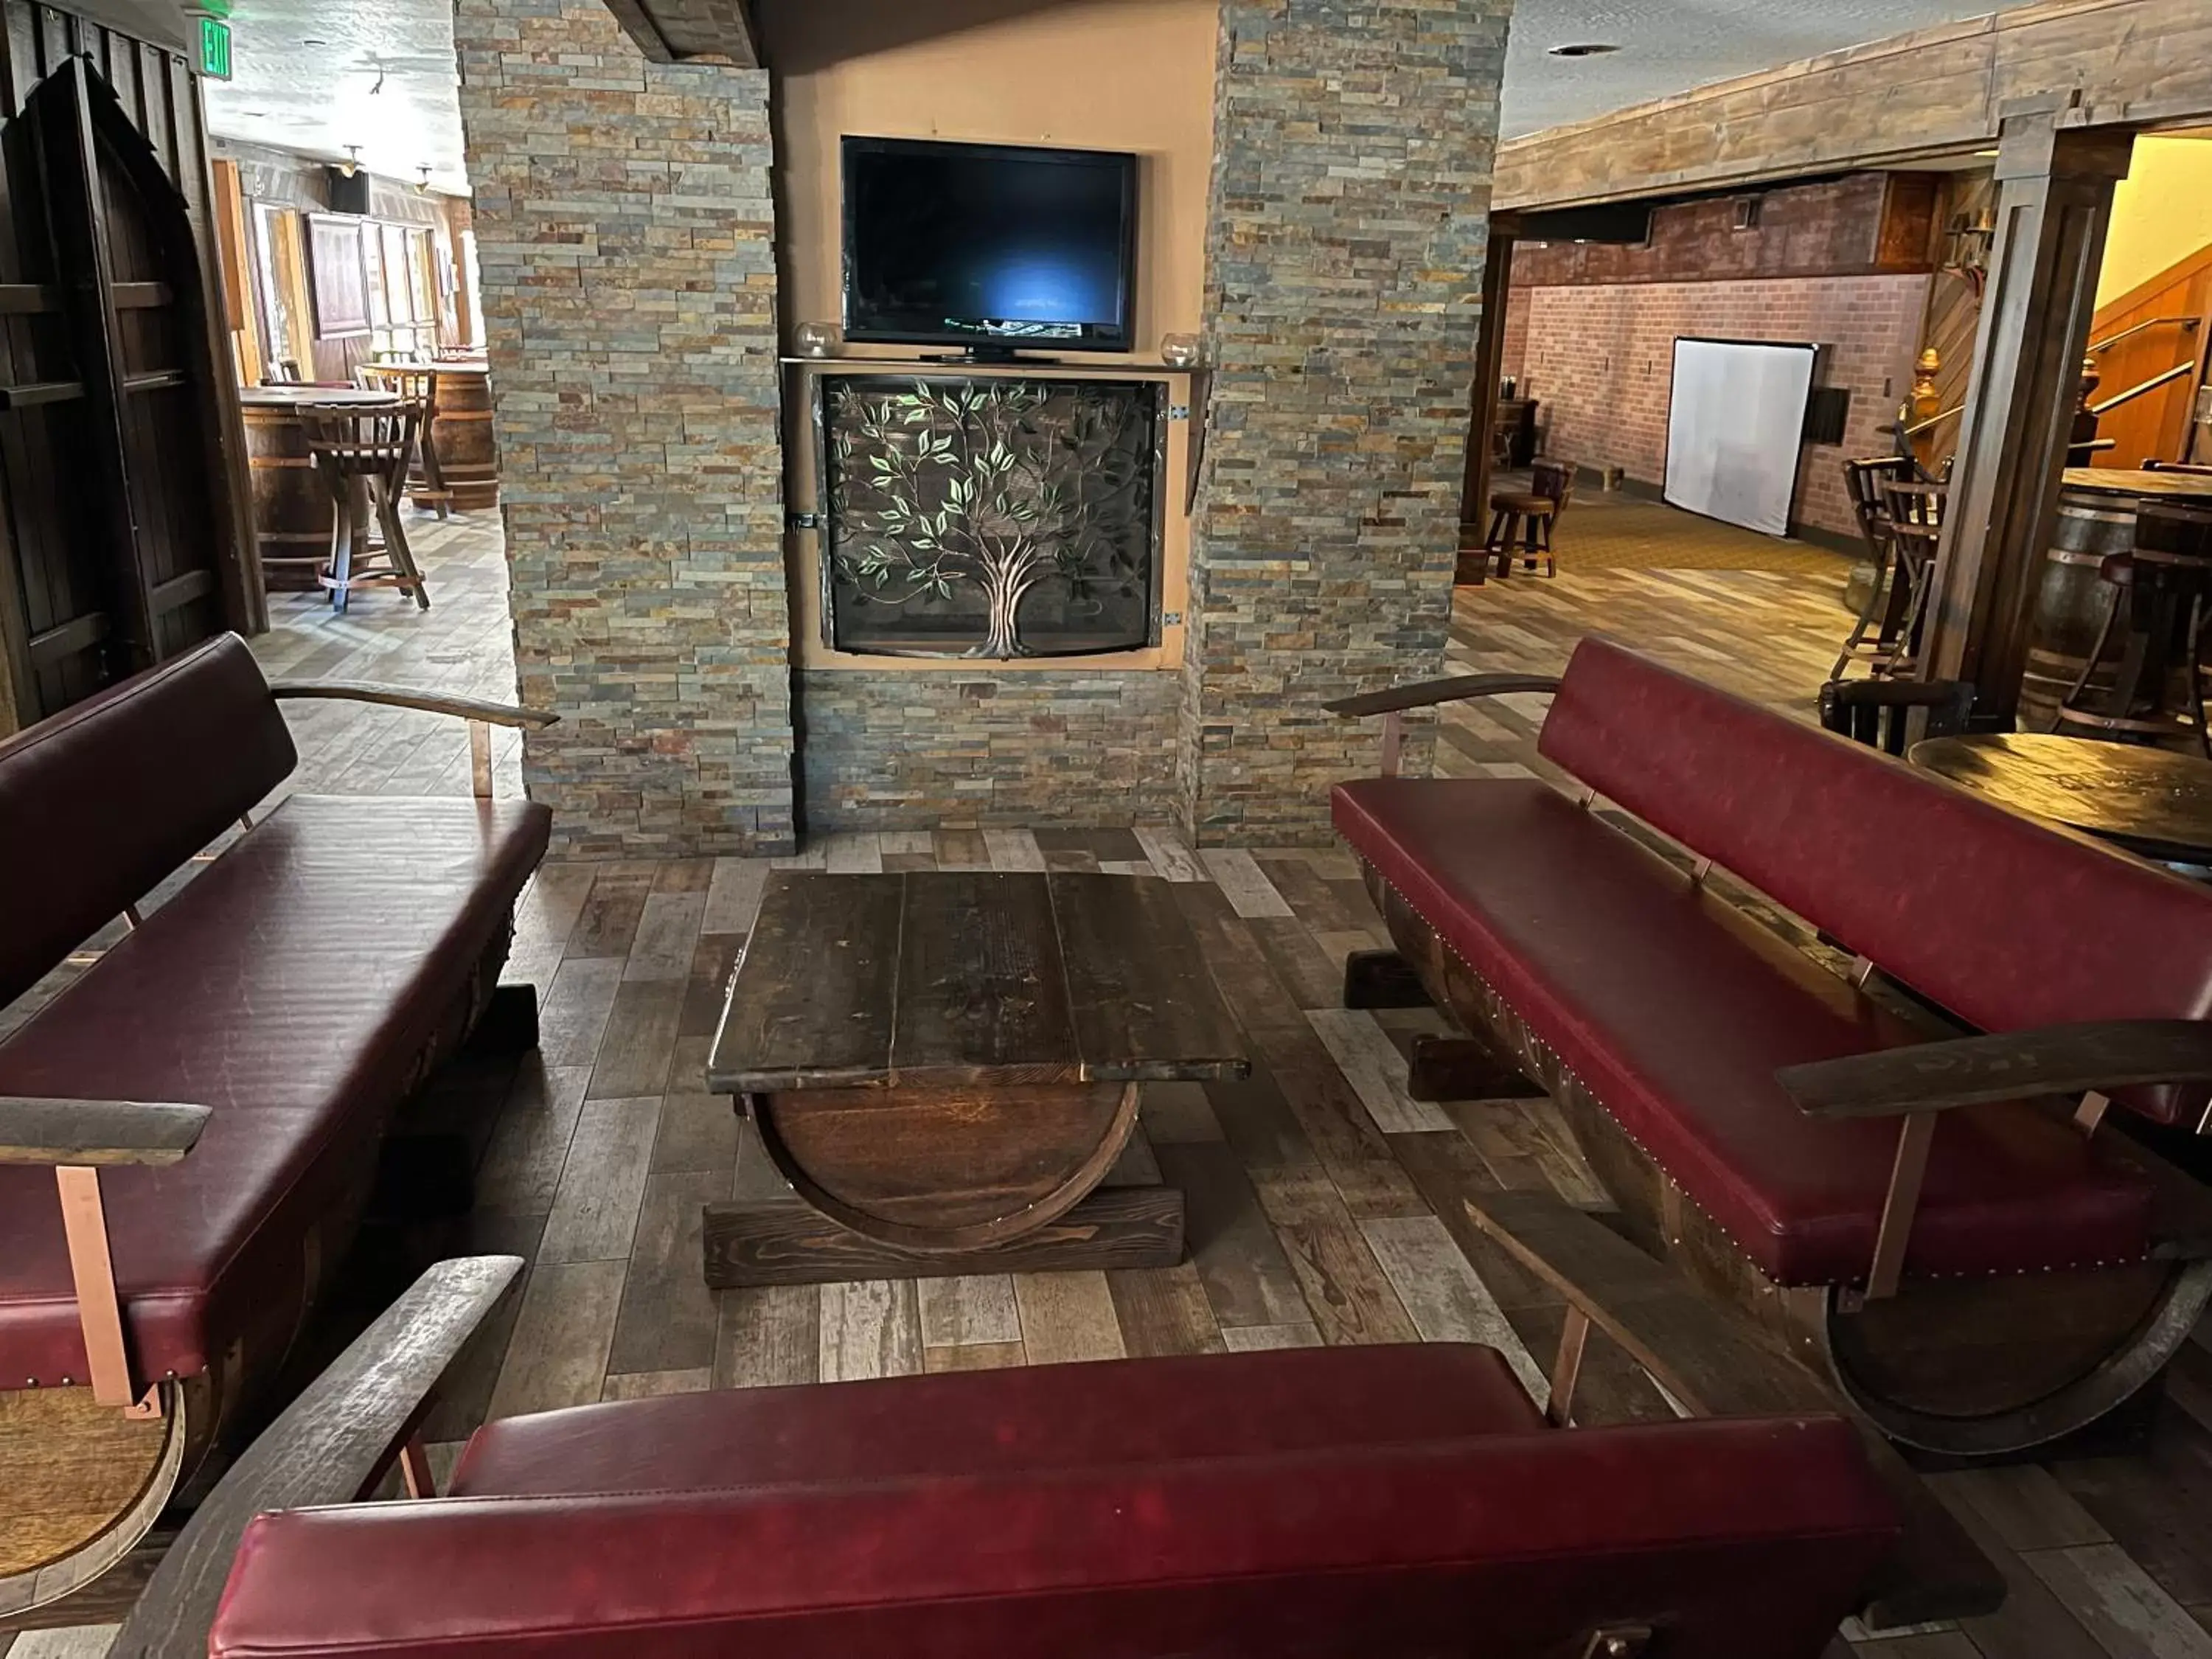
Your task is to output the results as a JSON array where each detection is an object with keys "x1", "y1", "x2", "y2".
[
  {"x1": 195, "y1": 0, "x2": 2059, "y2": 195},
  {"x1": 1500, "y1": 0, "x2": 2048, "y2": 138},
  {"x1": 201, "y1": 0, "x2": 469, "y2": 194}
]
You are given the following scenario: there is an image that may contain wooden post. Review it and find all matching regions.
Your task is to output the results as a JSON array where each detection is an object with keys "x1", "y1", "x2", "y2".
[
  {"x1": 1922, "y1": 106, "x2": 2133, "y2": 725},
  {"x1": 1462, "y1": 216, "x2": 1520, "y2": 552}
]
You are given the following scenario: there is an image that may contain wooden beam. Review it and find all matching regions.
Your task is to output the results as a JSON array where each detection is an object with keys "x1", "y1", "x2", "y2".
[
  {"x1": 1463, "y1": 217, "x2": 1518, "y2": 552},
  {"x1": 1494, "y1": 0, "x2": 2212, "y2": 212},
  {"x1": 0, "y1": 1098, "x2": 211, "y2": 1166},
  {"x1": 1923, "y1": 112, "x2": 2133, "y2": 720}
]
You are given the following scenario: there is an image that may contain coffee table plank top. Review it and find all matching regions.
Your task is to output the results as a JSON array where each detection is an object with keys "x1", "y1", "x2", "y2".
[{"x1": 710, "y1": 871, "x2": 1249, "y2": 1093}]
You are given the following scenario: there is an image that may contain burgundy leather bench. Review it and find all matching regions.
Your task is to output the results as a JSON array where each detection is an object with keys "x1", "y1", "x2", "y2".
[
  {"x1": 0, "y1": 636, "x2": 552, "y2": 1627},
  {"x1": 96, "y1": 1259, "x2": 1899, "y2": 1659},
  {"x1": 1327, "y1": 636, "x2": 2212, "y2": 1459}
]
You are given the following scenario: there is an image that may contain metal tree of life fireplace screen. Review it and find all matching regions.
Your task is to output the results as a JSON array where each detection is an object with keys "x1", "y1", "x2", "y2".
[{"x1": 819, "y1": 375, "x2": 1165, "y2": 658}]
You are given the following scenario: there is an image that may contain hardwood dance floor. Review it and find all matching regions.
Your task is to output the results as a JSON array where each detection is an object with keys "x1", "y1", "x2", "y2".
[{"x1": 6, "y1": 519, "x2": 2210, "y2": 1659}]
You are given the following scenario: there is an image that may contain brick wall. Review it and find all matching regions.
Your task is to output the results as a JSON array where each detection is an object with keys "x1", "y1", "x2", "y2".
[
  {"x1": 798, "y1": 671, "x2": 1184, "y2": 831},
  {"x1": 455, "y1": 0, "x2": 794, "y2": 858},
  {"x1": 1507, "y1": 274, "x2": 1930, "y2": 540},
  {"x1": 1185, "y1": 0, "x2": 1512, "y2": 844}
]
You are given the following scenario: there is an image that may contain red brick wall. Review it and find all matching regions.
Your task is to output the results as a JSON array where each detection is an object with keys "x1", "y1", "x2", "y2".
[{"x1": 1506, "y1": 273, "x2": 1931, "y2": 540}]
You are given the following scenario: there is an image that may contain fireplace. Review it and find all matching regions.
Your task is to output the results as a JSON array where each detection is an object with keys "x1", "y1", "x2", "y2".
[{"x1": 815, "y1": 373, "x2": 1166, "y2": 659}]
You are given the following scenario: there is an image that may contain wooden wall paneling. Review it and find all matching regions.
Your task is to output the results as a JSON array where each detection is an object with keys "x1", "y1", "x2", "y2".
[
  {"x1": 1925, "y1": 111, "x2": 2135, "y2": 723},
  {"x1": 1495, "y1": 0, "x2": 2212, "y2": 213},
  {"x1": 1916, "y1": 172, "x2": 1997, "y2": 476},
  {"x1": 2084, "y1": 242, "x2": 2212, "y2": 469},
  {"x1": 1461, "y1": 218, "x2": 1516, "y2": 549}
]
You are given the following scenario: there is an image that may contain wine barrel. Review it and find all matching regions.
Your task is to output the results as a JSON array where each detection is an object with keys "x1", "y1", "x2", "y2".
[
  {"x1": 242, "y1": 398, "x2": 333, "y2": 593},
  {"x1": 428, "y1": 364, "x2": 498, "y2": 509},
  {"x1": 2017, "y1": 480, "x2": 2138, "y2": 731}
]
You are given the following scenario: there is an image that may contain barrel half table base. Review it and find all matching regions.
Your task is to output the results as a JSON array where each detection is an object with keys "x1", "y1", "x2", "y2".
[{"x1": 702, "y1": 1185, "x2": 1184, "y2": 1288}]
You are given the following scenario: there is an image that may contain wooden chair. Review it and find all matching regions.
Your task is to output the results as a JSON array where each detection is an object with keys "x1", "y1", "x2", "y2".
[
  {"x1": 1482, "y1": 459, "x2": 1574, "y2": 579},
  {"x1": 2056, "y1": 497, "x2": 2212, "y2": 757},
  {"x1": 358, "y1": 364, "x2": 453, "y2": 521},
  {"x1": 1831, "y1": 456, "x2": 1916, "y2": 680},
  {"x1": 1863, "y1": 478, "x2": 1944, "y2": 678},
  {"x1": 301, "y1": 400, "x2": 430, "y2": 615},
  {"x1": 1818, "y1": 676, "x2": 1975, "y2": 757}
]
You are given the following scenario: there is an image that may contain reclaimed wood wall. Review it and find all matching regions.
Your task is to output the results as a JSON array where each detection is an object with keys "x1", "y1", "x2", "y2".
[{"x1": 1496, "y1": 0, "x2": 2212, "y2": 212}]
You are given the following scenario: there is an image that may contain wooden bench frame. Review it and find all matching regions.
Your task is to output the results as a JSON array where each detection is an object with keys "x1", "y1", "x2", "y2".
[
  {"x1": 0, "y1": 685, "x2": 552, "y2": 1632},
  {"x1": 1328, "y1": 675, "x2": 2212, "y2": 1457}
]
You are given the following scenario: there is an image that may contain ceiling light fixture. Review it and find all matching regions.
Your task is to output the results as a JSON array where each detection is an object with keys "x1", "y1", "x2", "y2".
[
  {"x1": 369, "y1": 61, "x2": 386, "y2": 95},
  {"x1": 415, "y1": 165, "x2": 434, "y2": 195},
  {"x1": 1548, "y1": 42, "x2": 1621, "y2": 57},
  {"x1": 340, "y1": 144, "x2": 362, "y2": 178},
  {"x1": 301, "y1": 36, "x2": 325, "y2": 44},
  {"x1": 1974, "y1": 147, "x2": 2001, "y2": 157}
]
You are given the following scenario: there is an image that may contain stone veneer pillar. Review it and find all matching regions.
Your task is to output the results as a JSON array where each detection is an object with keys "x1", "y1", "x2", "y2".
[
  {"x1": 1184, "y1": 0, "x2": 1512, "y2": 844},
  {"x1": 455, "y1": 0, "x2": 793, "y2": 857}
]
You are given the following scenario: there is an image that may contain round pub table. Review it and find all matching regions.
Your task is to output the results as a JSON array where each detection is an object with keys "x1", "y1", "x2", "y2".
[{"x1": 1909, "y1": 731, "x2": 2212, "y2": 866}]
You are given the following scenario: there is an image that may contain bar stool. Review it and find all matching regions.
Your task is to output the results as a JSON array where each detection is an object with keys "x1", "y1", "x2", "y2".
[
  {"x1": 302, "y1": 400, "x2": 431, "y2": 614},
  {"x1": 359, "y1": 364, "x2": 453, "y2": 521},
  {"x1": 1831, "y1": 456, "x2": 1915, "y2": 680},
  {"x1": 1868, "y1": 479, "x2": 1944, "y2": 678},
  {"x1": 1481, "y1": 459, "x2": 1574, "y2": 580},
  {"x1": 2056, "y1": 498, "x2": 2212, "y2": 757}
]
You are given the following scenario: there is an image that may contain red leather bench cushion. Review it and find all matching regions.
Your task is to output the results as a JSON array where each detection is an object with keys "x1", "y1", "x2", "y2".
[
  {"x1": 217, "y1": 1388, "x2": 1893, "y2": 1658},
  {"x1": 1539, "y1": 636, "x2": 2212, "y2": 1127},
  {"x1": 452, "y1": 1343, "x2": 1545, "y2": 1498},
  {"x1": 0, "y1": 634, "x2": 295, "y2": 1009},
  {"x1": 0, "y1": 795, "x2": 549, "y2": 1386},
  {"x1": 1335, "y1": 778, "x2": 2154, "y2": 1287}
]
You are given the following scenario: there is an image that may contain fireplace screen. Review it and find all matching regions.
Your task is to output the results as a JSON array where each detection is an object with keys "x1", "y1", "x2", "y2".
[{"x1": 820, "y1": 375, "x2": 1164, "y2": 659}]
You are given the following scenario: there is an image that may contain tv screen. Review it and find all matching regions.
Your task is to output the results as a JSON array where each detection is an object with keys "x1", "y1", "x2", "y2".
[{"x1": 842, "y1": 136, "x2": 1138, "y2": 353}]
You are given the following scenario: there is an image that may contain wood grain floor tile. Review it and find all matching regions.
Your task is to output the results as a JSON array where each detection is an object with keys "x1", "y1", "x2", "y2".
[
  {"x1": 1200, "y1": 848, "x2": 1295, "y2": 917},
  {"x1": 1107, "y1": 1262, "x2": 1226, "y2": 1357},
  {"x1": 5, "y1": 1626, "x2": 118, "y2": 1658},
  {"x1": 602, "y1": 1368, "x2": 712, "y2": 1401},
  {"x1": 623, "y1": 891, "x2": 706, "y2": 982},
  {"x1": 474, "y1": 1062, "x2": 591, "y2": 1216},
  {"x1": 535, "y1": 956, "x2": 624, "y2": 1071},
  {"x1": 926, "y1": 1342, "x2": 1029, "y2": 1372},
  {"x1": 1361, "y1": 1214, "x2": 1548, "y2": 1403},
  {"x1": 1013, "y1": 1271, "x2": 1127, "y2": 1365},
  {"x1": 1220, "y1": 1321, "x2": 1323, "y2": 1352},
  {"x1": 587, "y1": 980, "x2": 685, "y2": 1099},
  {"x1": 983, "y1": 828, "x2": 1047, "y2": 872},
  {"x1": 1141, "y1": 1080, "x2": 1225, "y2": 1144},
  {"x1": 917, "y1": 1275, "x2": 1022, "y2": 1348},
  {"x1": 1253, "y1": 1167, "x2": 1420, "y2": 1349},
  {"x1": 2025, "y1": 1544, "x2": 2212, "y2": 1658},
  {"x1": 538, "y1": 1096, "x2": 660, "y2": 1264},
  {"x1": 566, "y1": 862, "x2": 658, "y2": 959},
  {"x1": 702, "y1": 858, "x2": 771, "y2": 935},
  {"x1": 823, "y1": 833, "x2": 884, "y2": 874},
  {"x1": 820, "y1": 1280, "x2": 924, "y2": 1381},
  {"x1": 653, "y1": 1088, "x2": 741, "y2": 1177},
  {"x1": 1933, "y1": 1467, "x2": 2112, "y2": 1555},
  {"x1": 1153, "y1": 1141, "x2": 1310, "y2": 1329},
  {"x1": 714, "y1": 1284, "x2": 820, "y2": 1390},
  {"x1": 1304, "y1": 1008, "x2": 1454, "y2": 1133},
  {"x1": 485, "y1": 1258, "x2": 626, "y2": 1422},
  {"x1": 606, "y1": 1169, "x2": 723, "y2": 1375},
  {"x1": 1133, "y1": 826, "x2": 1206, "y2": 883}
]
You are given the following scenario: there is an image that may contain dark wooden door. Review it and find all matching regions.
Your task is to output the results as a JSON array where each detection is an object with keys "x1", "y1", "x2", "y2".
[{"x1": 0, "y1": 16, "x2": 248, "y2": 734}]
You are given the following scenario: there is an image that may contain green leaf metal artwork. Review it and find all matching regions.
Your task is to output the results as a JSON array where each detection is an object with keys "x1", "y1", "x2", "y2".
[{"x1": 825, "y1": 378, "x2": 1158, "y2": 659}]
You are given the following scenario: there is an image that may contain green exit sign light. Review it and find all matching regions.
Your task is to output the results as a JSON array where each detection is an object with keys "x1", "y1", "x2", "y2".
[{"x1": 197, "y1": 16, "x2": 232, "y2": 80}]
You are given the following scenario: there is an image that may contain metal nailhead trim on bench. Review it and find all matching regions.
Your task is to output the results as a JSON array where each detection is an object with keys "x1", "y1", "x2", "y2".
[{"x1": 1364, "y1": 864, "x2": 2146, "y2": 1287}]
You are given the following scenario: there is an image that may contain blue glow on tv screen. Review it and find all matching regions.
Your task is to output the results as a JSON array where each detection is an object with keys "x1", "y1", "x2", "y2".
[{"x1": 842, "y1": 137, "x2": 1138, "y2": 352}]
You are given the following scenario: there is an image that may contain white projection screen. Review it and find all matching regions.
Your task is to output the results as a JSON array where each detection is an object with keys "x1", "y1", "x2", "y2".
[{"x1": 1663, "y1": 337, "x2": 1818, "y2": 537}]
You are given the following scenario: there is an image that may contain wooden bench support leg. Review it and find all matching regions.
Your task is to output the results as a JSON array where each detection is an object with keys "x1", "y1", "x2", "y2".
[
  {"x1": 55, "y1": 1166, "x2": 156, "y2": 1416},
  {"x1": 1343, "y1": 949, "x2": 1432, "y2": 1010},
  {"x1": 465, "y1": 983, "x2": 540, "y2": 1055},
  {"x1": 1547, "y1": 1305, "x2": 1590, "y2": 1427},
  {"x1": 468, "y1": 719, "x2": 493, "y2": 799},
  {"x1": 1861, "y1": 1111, "x2": 1937, "y2": 1304},
  {"x1": 397, "y1": 1435, "x2": 436, "y2": 1500},
  {"x1": 1406, "y1": 1034, "x2": 1541, "y2": 1103}
]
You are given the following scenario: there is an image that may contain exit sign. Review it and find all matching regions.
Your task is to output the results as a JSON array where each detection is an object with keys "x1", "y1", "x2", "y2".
[{"x1": 197, "y1": 15, "x2": 232, "y2": 80}]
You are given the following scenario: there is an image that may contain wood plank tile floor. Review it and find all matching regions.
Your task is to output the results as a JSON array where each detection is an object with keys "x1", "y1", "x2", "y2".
[{"x1": 8, "y1": 518, "x2": 2211, "y2": 1659}]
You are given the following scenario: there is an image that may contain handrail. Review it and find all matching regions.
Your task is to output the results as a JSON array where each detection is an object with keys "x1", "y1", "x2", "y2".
[
  {"x1": 2088, "y1": 316, "x2": 2201, "y2": 355},
  {"x1": 2089, "y1": 361, "x2": 2196, "y2": 418},
  {"x1": 1899, "y1": 403, "x2": 1965, "y2": 439}
]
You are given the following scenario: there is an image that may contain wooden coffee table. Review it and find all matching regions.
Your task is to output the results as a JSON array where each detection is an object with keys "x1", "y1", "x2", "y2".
[{"x1": 703, "y1": 869, "x2": 1249, "y2": 1287}]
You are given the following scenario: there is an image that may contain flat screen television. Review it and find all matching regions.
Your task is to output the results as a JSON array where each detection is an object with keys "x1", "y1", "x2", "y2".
[{"x1": 841, "y1": 136, "x2": 1138, "y2": 355}]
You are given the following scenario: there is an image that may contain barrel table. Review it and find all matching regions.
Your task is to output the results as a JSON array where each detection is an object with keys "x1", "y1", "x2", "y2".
[
  {"x1": 241, "y1": 386, "x2": 400, "y2": 594},
  {"x1": 2020, "y1": 468, "x2": 2212, "y2": 730},
  {"x1": 1910, "y1": 731, "x2": 2212, "y2": 866},
  {"x1": 703, "y1": 870, "x2": 1248, "y2": 1287},
  {"x1": 420, "y1": 361, "x2": 498, "y2": 509}
]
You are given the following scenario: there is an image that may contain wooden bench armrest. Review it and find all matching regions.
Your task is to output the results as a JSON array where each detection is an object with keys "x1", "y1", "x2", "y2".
[
  {"x1": 108, "y1": 1254, "x2": 524, "y2": 1659},
  {"x1": 1460, "y1": 1189, "x2": 2004, "y2": 1630},
  {"x1": 1322, "y1": 673, "x2": 1563, "y2": 719},
  {"x1": 270, "y1": 681, "x2": 559, "y2": 730},
  {"x1": 1776, "y1": 1020, "x2": 2212, "y2": 1120},
  {"x1": 0, "y1": 1096, "x2": 211, "y2": 1166}
]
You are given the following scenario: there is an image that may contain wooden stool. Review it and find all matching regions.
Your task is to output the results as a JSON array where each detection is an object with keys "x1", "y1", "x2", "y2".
[
  {"x1": 302, "y1": 401, "x2": 431, "y2": 615},
  {"x1": 2056, "y1": 498, "x2": 2212, "y2": 757},
  {"x1": 1831, "y1": 456, "x2": 1917, "y2": 680},
  {"x1": 360, "y1": 364, "x2": 453, "y2": 520},
  {"x1": 1480, "y1": 459, "x2": 1575, "y2": 580},
  {"x1": 1867, "y1": 479, "x2": 1944, "y2": 678}
]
